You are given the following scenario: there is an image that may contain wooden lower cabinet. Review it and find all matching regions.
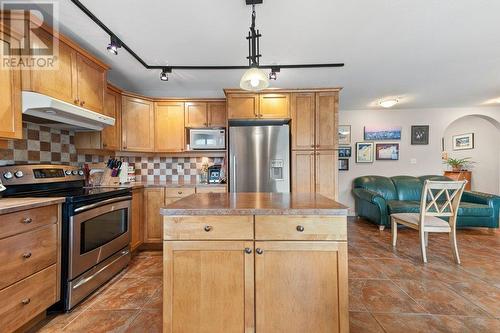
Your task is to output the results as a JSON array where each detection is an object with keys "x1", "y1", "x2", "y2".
[
  {"x1": 130, "y1": 188, "x2": 144, "y2": 251},
  {"x1": 292, "y1": 150, "x2": 337, "y2": 200},
  {"x1": 163, "y1": 215, "x2": 348, "y2": 333},
  {"x1": 291, "y1": 150, "x2": 315, "y2": 193},
  {"x1": 163, "y1": 241, "x2": 254, "y2": 333},
  {"x1": 255, "y1": 241, "x2": 348, "y2": 333},
  {"x1": 316, "y1": 150, "x2": 337, "y2": 200},
  {"x1": 144, "y1": 188, "x2": 165, "y2": 243}
]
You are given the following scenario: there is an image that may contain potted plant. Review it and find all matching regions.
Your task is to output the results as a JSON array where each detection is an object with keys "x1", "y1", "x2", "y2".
[{"x1": 443, "y1": 157, "x2": 475, "y2": 172}]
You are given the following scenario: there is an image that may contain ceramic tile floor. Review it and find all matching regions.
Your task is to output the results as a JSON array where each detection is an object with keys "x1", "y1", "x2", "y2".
[{"x1": 32, "y1": 218, "x2": 500, "y2": 333}]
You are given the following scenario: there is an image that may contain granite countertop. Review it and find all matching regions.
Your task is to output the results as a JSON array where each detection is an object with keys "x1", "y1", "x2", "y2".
[
  {"x1": 161, "y1": 193, "x2": 348, "y2": 216},
  {"x1": 0, "y1": 197, "x2": 65, "y2": 215},
  {"x1": 100, "y1": 181, "x2": 227, "y2": 189}
]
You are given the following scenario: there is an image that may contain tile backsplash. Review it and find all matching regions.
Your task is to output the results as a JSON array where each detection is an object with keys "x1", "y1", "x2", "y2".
[
  {"x1": 0, "y1": 123, "x2": 77, "y2": 166},
  {"x1": 0, "y1": 122, "x2": 224, "y2": 182}
]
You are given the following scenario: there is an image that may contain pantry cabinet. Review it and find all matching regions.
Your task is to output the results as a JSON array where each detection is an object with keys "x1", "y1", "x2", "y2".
[
  {"x1": 290, "y1": 90, "x2": 339, "y2": 200},
  {"x1": 0, "y1": 30, "x2": 22, "y2": 139},
  {"x1": 122, "y1": 96, "x2": 154, "y2": 152},
  {"x1": 155, "y1": 101, "x2": 185, "y2": 152}
]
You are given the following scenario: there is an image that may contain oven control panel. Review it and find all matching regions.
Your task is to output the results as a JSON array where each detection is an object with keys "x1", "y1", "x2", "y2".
[{"x1": 0, "y1": 164, "x2": 84, "y2": 185}]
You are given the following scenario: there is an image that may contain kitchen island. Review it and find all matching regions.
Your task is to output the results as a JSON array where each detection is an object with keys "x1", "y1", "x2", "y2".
[{"x1": 161, "y1": 193, "x2": 349, "y2": 333}]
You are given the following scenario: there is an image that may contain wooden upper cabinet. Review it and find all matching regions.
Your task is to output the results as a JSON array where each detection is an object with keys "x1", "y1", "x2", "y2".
[
  {"x1": 316, "y1": 92, "x2": 338, "y2": 150},
  {"x1": 259, "y1": 93, "x2": 290, "y2": 119},
  {"x1": 75, "y1": 53, "x2": 105, "y2": 113},
  {"x1": 121, "y1": 96, "x2": 154, "y2": 152},
  {"x1": 255, "y1": 241, "x2": 347, "y2": 333},
  {"x1": 155, "y1": 101, "x2": 185, "y2": 152},
  {"x1": 291, "y1": 151, "x2": 315, "y2": 194},
  {"x1": 184, "y1": 102, "x2": 207, "y2": 128},
  {"x1": 0, "y1": 31, "x2": 22, "y2": 139},
  {"x1": 101, "y1": 87, "x2": 121, "y2": 150},
  {"x1": 25, "y1": 29, "x2": 77, "y2": 105},
  {"x1": 316, "y1": 150, "x2": 337, "y2": 200},
  {"x1": 164, "y1": 241, "x2": 254, "y2": 332},
  {"x1": 227, "y1": 93, "x2": 259, "y2": 119},
  {"x1": 208, "y1": 102, "x2": 227, "y2": 127},
  {"x1": 291, "y1": 93, "x2": 315, "y2": 150}
]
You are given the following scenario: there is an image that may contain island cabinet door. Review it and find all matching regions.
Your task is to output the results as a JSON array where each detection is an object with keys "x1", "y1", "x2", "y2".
[
  {"x1": 163, "y1": 241, "x2": 255, "y2": 333},
  {"x1": 254, "y1": 241, "x2": 348, "y2": 333}
]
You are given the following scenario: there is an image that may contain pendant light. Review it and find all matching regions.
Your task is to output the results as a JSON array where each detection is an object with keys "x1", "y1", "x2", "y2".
[{"x1": 240, "y1": 3, "x2": 269, "y2": 91}]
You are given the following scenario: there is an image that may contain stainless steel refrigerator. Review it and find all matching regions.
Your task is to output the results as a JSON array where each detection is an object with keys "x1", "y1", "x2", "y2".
[{"x1": 229, "y1": 124, "x2": 290, "y2": 193}]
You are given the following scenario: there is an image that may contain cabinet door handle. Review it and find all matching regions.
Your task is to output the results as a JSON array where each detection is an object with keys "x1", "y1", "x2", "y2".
[
  {"x1": 21, "y1": 298, "x2": 31, "y2": 305},
  {"x1": 23, "y1": 252, "x2": 32, "y2": 259},
  {"x1": 256, "y1": 248, "x2": 263, "y2": 255},
  {"x1": 22, "y1": 217, "x2": 33, "y2": 224},
  {"x1": 296, "y1": 225, "x2": 305, "y2": 232},
  {"x1": 204, "y1": 225, "x2": 213, "y2": 232},
  {"x1": 177, "y1": 191, "x2": 182, "y2": 195},
  {"x1": 244, "y1": 248, "x2": 252, "y2": 254}
]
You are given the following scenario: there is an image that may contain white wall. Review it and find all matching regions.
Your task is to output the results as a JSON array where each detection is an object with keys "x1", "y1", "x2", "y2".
[
  {"x1": 338, "y1": 107, "x2": 500, "y2": 215},
  {"x1": 444, "y1": 116, "x2": 500, "y2": 194}
]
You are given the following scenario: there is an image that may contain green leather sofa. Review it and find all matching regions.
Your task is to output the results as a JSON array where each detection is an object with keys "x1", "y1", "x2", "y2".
[{"x1": 352, "y1": 175, "x2": 500, "y2": 229}]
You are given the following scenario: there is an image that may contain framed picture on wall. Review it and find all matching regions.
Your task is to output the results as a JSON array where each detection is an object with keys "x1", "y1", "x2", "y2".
[
  {"x1": 364, "y1": 126, "x2": 402, "y2": 140},
  {"x1": 376, "y1": 143, "x2": 400, "y2": 160},
  {"x1": 338, "y1": 125, "x2": 351, "y2": 145},
  {"x1": 339, "y1": 159, "x2": 349, "y2": 171},
  {"x1": 411, "y1": 125, "x2": 429, "y2": 145},
  {"x1": 338, "y1": 146, "x2": 351, "y2": 158},
  {"x1": 453, "y1": 133, "x2": 474, "y2": 150},
  {"x1": 355, "y1": 142, "x2": 374, "y2": 163}
]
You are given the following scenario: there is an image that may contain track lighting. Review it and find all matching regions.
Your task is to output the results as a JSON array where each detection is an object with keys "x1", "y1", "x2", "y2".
[
  {"x1": 269, "y1": 67, "x2": 280, "y2": 80},
  {"x1": 107, "y1": 35, "x2": 121, "y2": 55},
  {"x1": 160, "y1": 67, "x2": 171, "y2": 81}
]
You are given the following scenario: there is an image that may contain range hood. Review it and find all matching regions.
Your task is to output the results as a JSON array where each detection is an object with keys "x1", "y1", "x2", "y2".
[{"x1": 22, "y1": 91, "x2": 115, "y2": 131}]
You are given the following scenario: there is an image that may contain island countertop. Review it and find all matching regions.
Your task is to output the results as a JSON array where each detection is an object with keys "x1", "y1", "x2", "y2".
[{"x1": 160, "y1": 192, "x2": 348, "y2": 216}]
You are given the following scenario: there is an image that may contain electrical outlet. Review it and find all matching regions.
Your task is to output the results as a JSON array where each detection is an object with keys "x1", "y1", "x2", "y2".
[{"x1": 410, "y1": 158, "x2": 417, "y2": 164}]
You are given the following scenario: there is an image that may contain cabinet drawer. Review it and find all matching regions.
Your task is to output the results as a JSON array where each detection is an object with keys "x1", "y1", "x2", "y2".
[
  {"x1": 0, "y1": 264, "x2": 57, "y2": 333},
  {"x1": 255, "y1": 216, "x2": 347, "y2": 241},
  {"x1": 0, "y1": 224, "x2": 57, "y2": 289},
  {"x1": 0, "y1": 205, "x2": 58, "y2": 239},
  {"x1": 195, "y1": 186, "x2": 227, "y2": 194},
  {"x1": 164, "y1": 216, "x2": 253, "y2": 240},
  {"x1": 166, "y1": 187, "x2": 196, "y2": 198}
]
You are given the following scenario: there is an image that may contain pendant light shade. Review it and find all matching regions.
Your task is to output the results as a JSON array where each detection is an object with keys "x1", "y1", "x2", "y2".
[{"x1": 240, "y1": 67, "x2": 269, "y2": 91}]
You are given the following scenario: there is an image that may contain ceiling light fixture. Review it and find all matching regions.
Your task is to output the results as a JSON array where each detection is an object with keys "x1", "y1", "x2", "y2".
[
  {"x1": 71, "y1": 0, "x2": 345, "y2": 85},
  {"x1": 379, "y1": 98, "x2": 399, "y2": 108},
  {"x1": 160, "y1": 67, "x2": 171, "y2": 81},
  {"x1": 269, "y1": 67, "x2": 280, "y2": 80},
  {"x1": 106, "y1": 35, "x2": 121, "y2": 55}
]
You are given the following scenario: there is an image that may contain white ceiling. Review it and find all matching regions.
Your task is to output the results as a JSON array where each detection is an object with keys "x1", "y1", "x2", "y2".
[{"x1": 39, "y1": 0, "x2": 500, "y2": 110}]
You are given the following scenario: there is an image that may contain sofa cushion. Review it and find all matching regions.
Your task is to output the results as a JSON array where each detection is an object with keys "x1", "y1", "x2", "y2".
[
  {"x1": 353, "y1": 175, "x2": 398, "y2": 201},
  {"x1": 387, "y1": 200, "x2": 493, "y2": 217},
  {"x1": 391, "y1": 176, "x2": 424, "y2": 201}
]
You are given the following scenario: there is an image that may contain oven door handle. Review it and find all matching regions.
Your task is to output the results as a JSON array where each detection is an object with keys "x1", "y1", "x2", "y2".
[{"x1": 74, "y1": 196, "x2": 132, "y2": 214}]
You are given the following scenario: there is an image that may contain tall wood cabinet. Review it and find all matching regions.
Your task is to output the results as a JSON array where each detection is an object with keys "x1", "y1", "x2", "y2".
[
  {"x1": 121, "y1": 95, "x2": 154, "y2": 152},
  {"x1": 291, "y1": 90, "x2": 339, "y2": 200},
  {"x1": 0, "y1": 29, "x2": 22, "y2": 139}
]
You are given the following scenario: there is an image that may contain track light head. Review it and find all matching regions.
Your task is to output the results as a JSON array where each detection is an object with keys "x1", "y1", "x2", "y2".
[
  {"x1": 160, "y1": 67, "x2": 172, "y2": 81},
  {"x1": 107, "y1": 35, "x2": 121, "y2": 55},
  {"x1": 269, "y1": 67, "x2": 280, "y2": 80}
]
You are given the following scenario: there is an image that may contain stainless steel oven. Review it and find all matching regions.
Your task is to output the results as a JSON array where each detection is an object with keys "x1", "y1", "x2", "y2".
[{"x1": 67, "y1": 195, "x2": 131, "y2": 309}]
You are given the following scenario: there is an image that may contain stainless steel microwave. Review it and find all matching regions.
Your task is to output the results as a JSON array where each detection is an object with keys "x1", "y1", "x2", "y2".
[{"x1": 190, "y1": 129, "x2": 226, "y2": 150}]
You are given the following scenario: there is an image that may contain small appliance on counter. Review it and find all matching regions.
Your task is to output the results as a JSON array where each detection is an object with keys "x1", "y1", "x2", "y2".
[
  {"x1": 208, "y1": 165, "x2": 222, "y2": 184},
  {"x1": 189, "y1": 129, "x2": 226, "y2": 150}
]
